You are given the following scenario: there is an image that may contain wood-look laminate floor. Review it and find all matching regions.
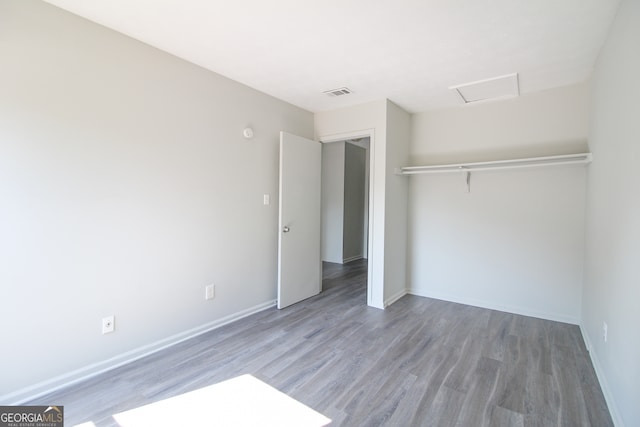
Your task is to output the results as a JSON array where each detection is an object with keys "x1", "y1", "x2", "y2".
[{"x1": 28, "y1": 259, "x2": 613, "y2": 426}]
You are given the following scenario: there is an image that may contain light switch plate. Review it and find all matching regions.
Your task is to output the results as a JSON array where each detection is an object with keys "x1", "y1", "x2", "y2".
[{"x1": 206, "y1": 284, "x2": 215, "y2": 300}]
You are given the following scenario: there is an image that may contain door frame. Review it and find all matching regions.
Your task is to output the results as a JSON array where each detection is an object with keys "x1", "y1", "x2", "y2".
[{"x1": 319, "y1": 129, "x2": 379, "y2": 308}]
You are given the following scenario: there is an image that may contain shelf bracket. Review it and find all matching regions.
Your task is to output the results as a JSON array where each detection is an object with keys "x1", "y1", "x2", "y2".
[{"x1": 466, "y1": 170, "x2": 471, "y2": 193}]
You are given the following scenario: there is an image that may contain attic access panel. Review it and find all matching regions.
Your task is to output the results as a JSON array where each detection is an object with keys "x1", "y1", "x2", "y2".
[{"x1": 450, "y1": 73, "x2": 519, "y2": 104}]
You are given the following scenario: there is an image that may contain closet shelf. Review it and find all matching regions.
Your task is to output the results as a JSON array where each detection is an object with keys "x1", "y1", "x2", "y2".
[{"x1": 396, "y1": 153, "x2": 592, "y2": 176}]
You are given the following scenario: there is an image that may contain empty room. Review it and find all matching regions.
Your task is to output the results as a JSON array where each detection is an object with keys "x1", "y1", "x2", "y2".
[{"x1": 1, "y1": 0, "x2": 638, "y2": 426}]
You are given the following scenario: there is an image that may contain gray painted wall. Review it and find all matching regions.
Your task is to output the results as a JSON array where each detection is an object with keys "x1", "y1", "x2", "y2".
[
  {"x1": 343, "y1": 143, "x2": 366, "y2": 261},
  {"x1": 383, "y1": 102, "x2": 411, "y2": 304},
  {"x1": 408, "y1": 84, "x2": 589, "y2": 323},
  {"x1": 583, "y1": 1, "x2": 640, "y2": 424},
  {"x1": 321, "y1": 142, "x2": 345, "y2": 263},
  {"x1": 321, "y1": 141, "x2": 367, "y2": 263},
  {"x1": 0, "y1": 0, "x2": 313, "y2": 400}
]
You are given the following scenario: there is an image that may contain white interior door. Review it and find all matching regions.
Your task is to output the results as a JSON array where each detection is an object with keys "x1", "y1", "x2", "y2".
[{"x1": 277, "y1": 131, "x2": 322, "y2": 309}]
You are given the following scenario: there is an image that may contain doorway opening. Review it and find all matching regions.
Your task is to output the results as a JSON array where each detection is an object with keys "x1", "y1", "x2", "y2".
[
  {"x1": 322, "y1": 258, "x2": 368, "y2": 292},
  {"x1": 320, "y1": 136, "x2": 370, "y2": 295}
]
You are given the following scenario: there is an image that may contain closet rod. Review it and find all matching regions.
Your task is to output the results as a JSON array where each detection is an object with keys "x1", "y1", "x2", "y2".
[{"x1": 397, "y1": 153, "x2": 592, "y2": 176}]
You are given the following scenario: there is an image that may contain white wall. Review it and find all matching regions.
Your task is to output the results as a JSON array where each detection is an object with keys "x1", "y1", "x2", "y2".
[
  {"x1": 411, "y1": 83, "x2": 590, "y2": 165},
  {"x1": 321, "y1": 142, "x2": 345, "y2": 263},
  {"x1": 383, "y1": 102, "x2": 411, "y2": 304},
  {"x1": 347, "y1": 137, "x2": 371, "y2": 260},
  {"x1": 583, "y1": 1, "x2": 640, "y2": 425},
  {"x1": 408, "y1": 84, "x2": 590, "y2": 323},
  {"x1": 0, "y1": 0, "x2": 313, "y2": 401},
  {"x1": 343, "y1": 142, "x2": 366, "y2": 262}
]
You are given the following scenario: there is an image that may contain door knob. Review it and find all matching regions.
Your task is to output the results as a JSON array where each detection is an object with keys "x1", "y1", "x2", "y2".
[{"x1": 283, "y1": 226, "x2": 290, "y2": 233}]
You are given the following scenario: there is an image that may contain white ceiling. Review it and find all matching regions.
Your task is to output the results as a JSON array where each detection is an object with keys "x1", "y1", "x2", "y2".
[{"x1": 43, "y1": 0, "x2": 620, "y2": 113}]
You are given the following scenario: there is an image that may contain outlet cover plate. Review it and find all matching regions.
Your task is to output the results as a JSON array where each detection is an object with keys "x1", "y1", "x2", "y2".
[{"x1": 102, "y1": 315, "x2": 115, "y2": 334}]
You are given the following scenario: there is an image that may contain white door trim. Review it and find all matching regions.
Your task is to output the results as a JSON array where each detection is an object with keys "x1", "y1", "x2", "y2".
[{"x1": 319, "y1": 129, "x2": 381, "y2": 309}]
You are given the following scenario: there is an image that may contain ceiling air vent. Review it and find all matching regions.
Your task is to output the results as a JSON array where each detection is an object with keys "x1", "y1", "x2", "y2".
[
  {"x1": 450, "y1": 73, "x2": 519, "y2": 104},
  {"x1": 323, "y1": 87, "x2": 352, "y2": 97}
]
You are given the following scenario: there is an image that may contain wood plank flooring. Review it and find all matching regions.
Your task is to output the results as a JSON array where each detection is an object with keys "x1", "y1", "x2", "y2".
[{"x1": 28, "y1": 259, "x2": 613, "y2": 426}]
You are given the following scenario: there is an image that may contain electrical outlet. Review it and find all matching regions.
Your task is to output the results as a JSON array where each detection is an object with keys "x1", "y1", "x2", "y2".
[
  {"x1": 102, "y1": 315, "x2": 115, "y2": 334},
  {"x1": 205, "y1": 284, "x2": 215, "y2": 300},
  {"x1": 603, "y1": 321, "x2": 608, "y2": 343}
]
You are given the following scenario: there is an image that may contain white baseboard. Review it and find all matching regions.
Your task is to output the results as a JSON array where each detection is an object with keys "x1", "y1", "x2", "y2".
[
  {"x1": 342, "y1": 255, "x2": 363, "y2": 264},
  {"x1": 2, "y1": 300, "x2": 277, "y2": 405},
  {"x1": 407, "y1": 288, "x2": 580, "y2": 325},
  {"x1": 579, "y1": 325, "x2": 624, "y2": 427},
  {"x1": 385, "y1": 288, "x2": 407, "y2": 307}
]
